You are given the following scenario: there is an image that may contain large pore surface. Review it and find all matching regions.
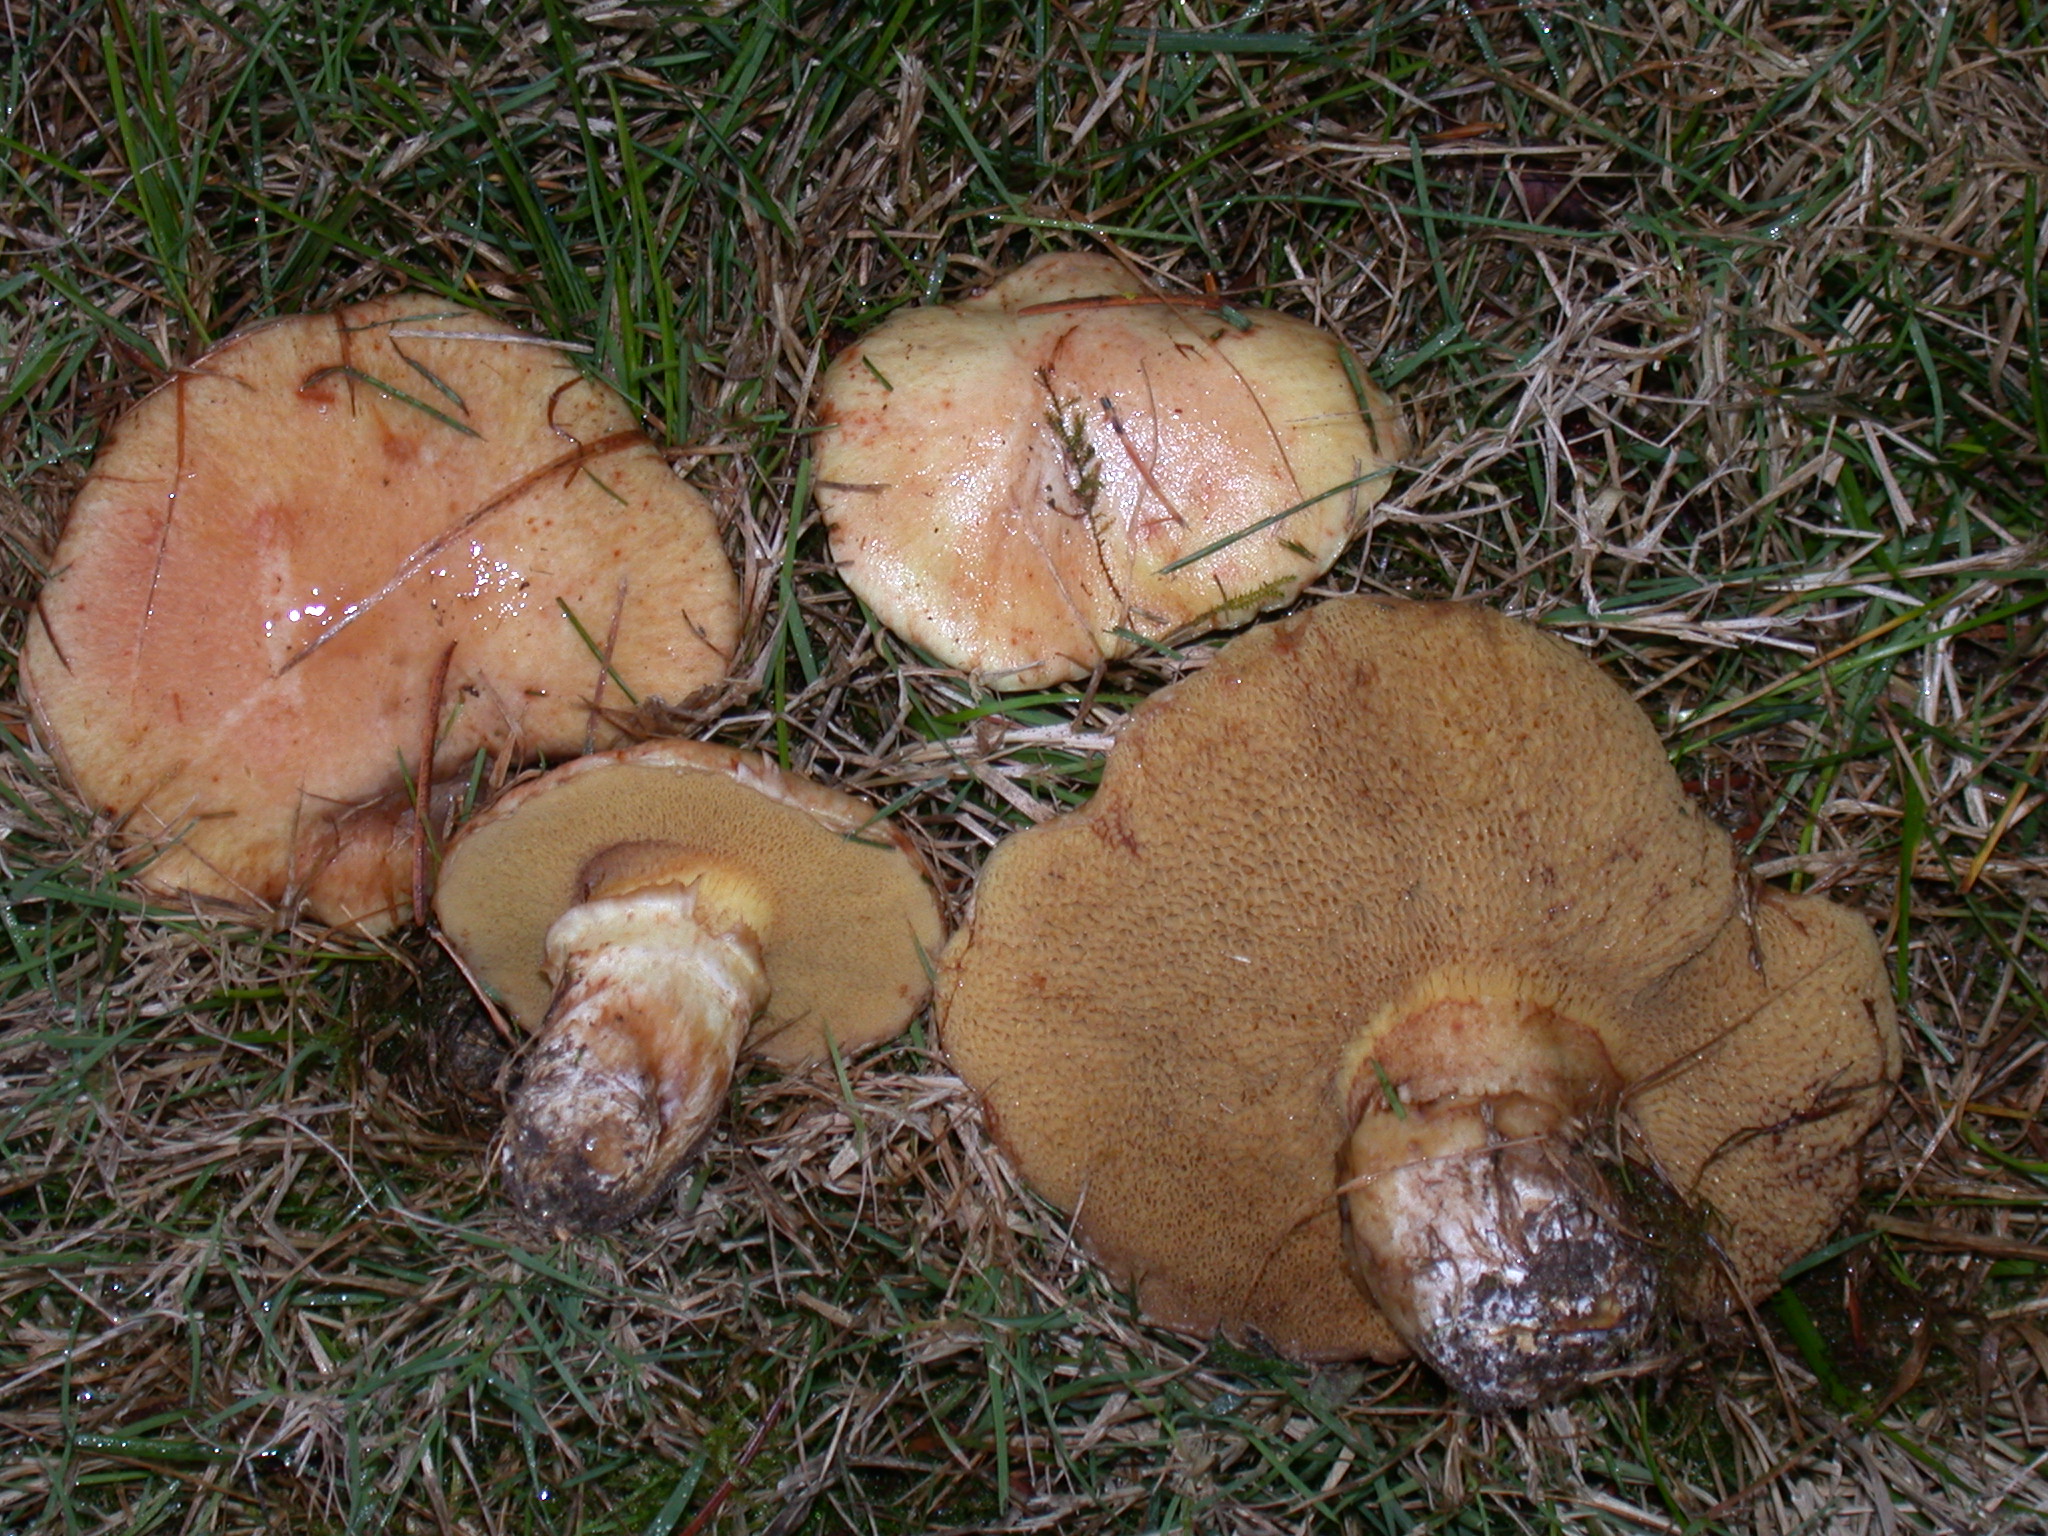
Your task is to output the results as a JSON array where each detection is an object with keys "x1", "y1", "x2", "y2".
[
  {"x1": 435, "y1": 741, "x2": 945, "y2": 1065},
  {"x1": 24, "y1": 295, "x2": 741, "y2": 932},
  {"x1": 814, "y1": 253, "x2": 1405, "y2": 690},
  {"x1": 1626, "y1": 885, "x2": 1898, "y2": 1300},
  {"x1": 940, "y1": 598, "x2": 1895, "y2": 1361}
]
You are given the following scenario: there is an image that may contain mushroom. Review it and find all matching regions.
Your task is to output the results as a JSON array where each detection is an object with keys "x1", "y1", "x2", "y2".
[
  {"x1": 940, "y1": 598, "x2": 1898, "y2": 1407},
  {"x1": 813, "y1": 253, "x2": 1406, "y2": 690},
  {"x1": 22, "y1": 294, "x2": 741, "y2": 932},
  {"x1": 434, "y1": 740, "x2": 946, "y2": 1230}
]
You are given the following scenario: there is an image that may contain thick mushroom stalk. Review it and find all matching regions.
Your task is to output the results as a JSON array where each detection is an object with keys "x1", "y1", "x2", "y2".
[
  {"x1": 1337, "y1": 992, "x2": 1654, "y2": 1408},
  {"x1": 1340, "y1": 1095, "x2": 1655, "y2": 1409},
  {"x1": 504, "y1": 873, "x2": 769, "y2": 1231},
  {"x1": 438, "y1": 741, "x2": 947, "y2": 1233}
]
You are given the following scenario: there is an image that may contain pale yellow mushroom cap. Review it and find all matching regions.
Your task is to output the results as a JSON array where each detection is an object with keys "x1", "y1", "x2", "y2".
[
  {"x1": 940, "y1": 598, "x2": 1898, "y2": 1362},
  {"x1": 435, "y1": 740, "x2": 946, "y2": 1065},
  {"x1": 814, "y1": 253, "x2": 1406, "y2": 690},
  {"x1": 22, "y1": 295, "x2": 741, "y2": 933}
]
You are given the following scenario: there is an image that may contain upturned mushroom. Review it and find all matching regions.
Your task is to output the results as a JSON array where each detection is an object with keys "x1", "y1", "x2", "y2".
[
  {"x1": 434, "y1": 740, "x2": 946, "y2": 1230},
  {"x1": 941, "y1": 598, "x2": 1898, "y2": 1408},
  {"x1": 813, "y1": 252, "x2": 1406, "y2": 690},
  {"x1": 23, "y1": 295, "x2": 741, "y2": 931}
]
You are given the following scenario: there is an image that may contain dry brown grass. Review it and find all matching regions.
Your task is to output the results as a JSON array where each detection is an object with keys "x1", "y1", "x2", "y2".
[{"x1": 2, "y1": 1, "x2": 2045, "y2": 1531}]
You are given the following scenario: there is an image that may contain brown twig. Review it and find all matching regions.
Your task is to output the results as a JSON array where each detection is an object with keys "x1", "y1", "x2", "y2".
[
  {"x1": 1870, "y1": 1214, "x2": 2048, "y2": 1264},
  {"x1": 676, "y1": 1390, "x2": 791, "y2": 1536},
  {"x1": 280, "y1": 428, "x2": 645, "y2": 673},
  {"x1": 1098, "y1": 395, "x2": 1185, "y2": 528},
  {"x1": 411, "y1": 641, "x2": 456, "y2": 925}
]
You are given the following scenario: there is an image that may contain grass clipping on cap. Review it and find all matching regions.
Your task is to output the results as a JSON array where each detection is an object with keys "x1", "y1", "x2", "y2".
[{"x1": 1, "y1": 3, "x2": 2044, "y2": 1533}]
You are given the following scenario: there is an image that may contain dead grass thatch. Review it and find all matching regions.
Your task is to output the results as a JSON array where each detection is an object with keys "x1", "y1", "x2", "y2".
[{"x1": 2, "y1": 1, "x2": 2045, "y2": 1532}]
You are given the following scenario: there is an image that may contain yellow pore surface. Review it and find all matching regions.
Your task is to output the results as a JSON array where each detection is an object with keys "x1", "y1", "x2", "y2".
[{"x1": 436, "y1": 741, "x2": 946, "y2": 1067}]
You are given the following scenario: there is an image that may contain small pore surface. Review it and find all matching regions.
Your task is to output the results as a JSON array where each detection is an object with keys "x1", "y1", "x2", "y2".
[{"x1": 436, "y1": 741, "x2": 945, "y2": 1068}]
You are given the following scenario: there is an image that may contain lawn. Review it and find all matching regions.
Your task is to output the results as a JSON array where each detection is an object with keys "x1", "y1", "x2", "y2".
[{"x1": 1, "y1": 2, "x2": 2044, "y2": 1532}]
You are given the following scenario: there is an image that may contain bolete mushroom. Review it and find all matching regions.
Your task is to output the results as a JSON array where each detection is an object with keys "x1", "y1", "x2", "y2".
[
  {"x1": 434, "y1": 740, "x2": 946, "y2": 1230},
  {"x1": 941, "y1": 598, "x2": 1898, "y2": 1407},
  {"x1": 813, "y1": 253, "x2": 1406, "y2": 690},
  {"x1": 23, "y1": 295, "x2": 741, "y2": 931}
]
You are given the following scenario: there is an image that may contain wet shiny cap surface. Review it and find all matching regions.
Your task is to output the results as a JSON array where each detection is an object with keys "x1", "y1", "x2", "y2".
[
  {"x1": 22, "y1": 294, "x2": 741, "y2": 931},
  {"x1": 814, "y1": 252, "x2": 1406, "y2": 689}
]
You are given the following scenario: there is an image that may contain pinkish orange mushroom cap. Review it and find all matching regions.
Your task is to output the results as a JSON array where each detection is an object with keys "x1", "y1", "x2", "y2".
[
  {"x1": 940, "y1": 598, "x2": 1898, "y2": 1406},
  {"x1": 23, "y1": 295, "x2": 741, "y2": 933},
  {"x1": 814, "y1": 253, "x2": 1406, "y2": 690}
]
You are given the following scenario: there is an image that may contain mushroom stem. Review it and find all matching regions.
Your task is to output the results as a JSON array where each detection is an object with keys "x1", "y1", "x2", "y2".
[
  {"x1": 503, "y1": 883, "x2": 769, "y2": 1231},
  {"x1": 1338, "y1": 995, "x2": 1655, "y2": 1408}
]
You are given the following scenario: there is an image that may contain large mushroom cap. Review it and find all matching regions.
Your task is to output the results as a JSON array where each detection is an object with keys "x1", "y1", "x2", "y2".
[
  {"x1": 23, "y1": 295, "x2": 742, "y2": 932},
  {"x1": 940, "y1": 598, "x2": 1897, "y2": 1363},
  {"x1": 815, "y1": 253, "x2": 1406, "y2": 690},
  {"x1": 435, "y1": 740, "x2": 945, "y2": 1065}
]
